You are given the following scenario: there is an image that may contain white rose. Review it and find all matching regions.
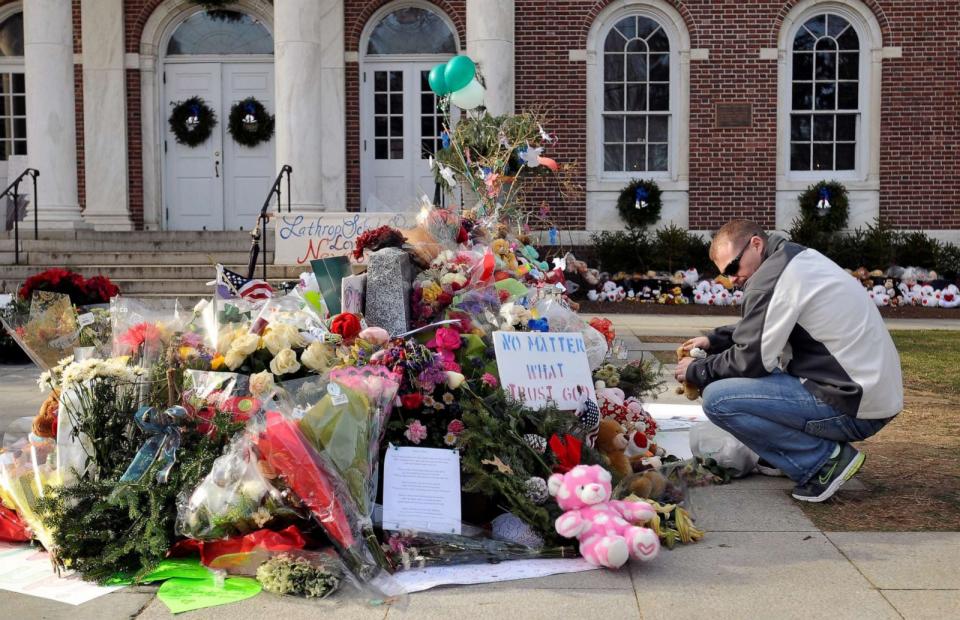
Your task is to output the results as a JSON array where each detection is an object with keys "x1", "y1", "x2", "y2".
[
  {"x1": 231, "y1": 333, "x2": 261, "y2": 356},
  {"x1": 300, "y1": 341, "x2": 333, "y2": 372},
  {"x1": 249, "y1": 370, "x2": 275, "y2": 396},
  {"x1": 446, "y1": 371, "x2": 465, "y2": 389},
  {"x1": 263, "y1": 324, "x2": 304, "y2": 356},
  {"x1": 217, "y1": 326, "x2": 240, "y2": 352},
  {"x1": 269, "y1": 348, "x2": 301, "y2": 376},
  {"x1": 224, "y1": 349, "x2": 247, "y2": 371}
]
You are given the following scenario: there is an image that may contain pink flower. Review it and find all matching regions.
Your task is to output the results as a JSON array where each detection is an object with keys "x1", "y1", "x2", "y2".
[
  {"x1": 429, "y1": 327, "x2": 462, "y2": 351},
  {"x1": 481, "y1": 372, "x2": 499, "y2": 388},
  {"x1": 404, "y1": 420, "x2": 428, "y2": 444},
  {"x1": 447, "y1": 419, "x2": 465, "y2": 435}
]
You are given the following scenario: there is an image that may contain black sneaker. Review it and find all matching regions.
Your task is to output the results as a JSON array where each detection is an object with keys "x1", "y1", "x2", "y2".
[
  {"x1": 754, "y1": 458, "x2": 785, "y2": 477},
  {"x1": 791, "y1": 444, "x2": 865, "y2": 503}
]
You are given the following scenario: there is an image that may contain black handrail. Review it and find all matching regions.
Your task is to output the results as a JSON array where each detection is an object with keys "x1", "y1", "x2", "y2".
[
  {"x1": 0, "y1": 168, "x2": 39, "y2": 265},
  {"x1": 246, "y1": 164, "x2": 292, "y2": 281}
]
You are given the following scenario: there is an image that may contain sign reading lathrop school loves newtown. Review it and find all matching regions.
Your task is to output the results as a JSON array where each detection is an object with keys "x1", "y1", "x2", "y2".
[
  {"x1": 492, "y1": 331, "x2": 597, "y2": 410},
  {"x1": 273, "y1": 211, "x2": 415, "y2": 265}
]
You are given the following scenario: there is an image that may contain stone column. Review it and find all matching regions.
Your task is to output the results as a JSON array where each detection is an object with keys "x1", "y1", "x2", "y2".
[
  {"x1": 466, "y1": 0, "x2": 515, "y2": 115},
  {"x1": 80, "y1": 0, "x2": 131, "y2": 230},
  {"x1": 274, "y1": 0, "x2": 345, "y2": 211},
  {"x1": 23, "y1": 0, "x2": 82, "y2": 228}
]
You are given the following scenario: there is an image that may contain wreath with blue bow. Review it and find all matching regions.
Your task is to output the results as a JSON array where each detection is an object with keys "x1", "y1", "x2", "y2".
[
  {"x1": 798, "y1": 180, "x2": 849, "y2": 232},
  {"x1": 228, "y1": 97, "x2": 275, "y2": 148},
  {"x1": 168, "y1": 96, "x2": 217, "y2": 147},
  {"x1": 616, "y1": 179, "x2": 662, "y2": 228}
]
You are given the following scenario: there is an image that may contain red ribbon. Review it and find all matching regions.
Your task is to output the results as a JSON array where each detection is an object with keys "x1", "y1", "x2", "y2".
[{"x1": 549, "y1": 433, "x2": 582, "y2": 474}]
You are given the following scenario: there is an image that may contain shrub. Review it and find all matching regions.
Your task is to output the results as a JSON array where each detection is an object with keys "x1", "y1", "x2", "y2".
[
  {"x1": 590, "y1": 228, "x2": 649, "y2": 274},
  {"x1": 649, "y1": 225, "x2": 712, "y2": 274}
]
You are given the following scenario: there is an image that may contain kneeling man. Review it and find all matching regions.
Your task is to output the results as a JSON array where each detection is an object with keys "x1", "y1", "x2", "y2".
[{"x1": 677, "y1": 219, "x2": 902, "y2": 502}]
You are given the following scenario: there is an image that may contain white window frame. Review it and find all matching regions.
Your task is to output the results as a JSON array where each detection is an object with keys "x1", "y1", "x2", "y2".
[
  {"x1": 777, "y1": 0, "x2": 882, "y2": 191},
  {"x1": 586, "y1": 0, "x2": 689, "y2": 191}
]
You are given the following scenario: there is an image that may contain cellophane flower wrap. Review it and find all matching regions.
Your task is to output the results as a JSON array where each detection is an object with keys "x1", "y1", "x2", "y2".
[
  {"x1": 0, "y1": 292, "x2": 80, "y2": 370},
  {"x1": 0, "y1": 432, "x2": 60, "y2": 551}
]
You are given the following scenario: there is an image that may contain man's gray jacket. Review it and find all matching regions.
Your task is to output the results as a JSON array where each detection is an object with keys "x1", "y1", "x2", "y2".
[{"x1": 686, "y1": 234, "x2": 903, "y2": 420}]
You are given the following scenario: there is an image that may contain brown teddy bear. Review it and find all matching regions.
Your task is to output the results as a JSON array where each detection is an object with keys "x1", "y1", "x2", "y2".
[
  {"x1": 674, "y1": 345, "x2": 706, "y2": 400},
  {"x1": 32, "y1": 389, "x2": 59, "y2": 439},
  {"x1": 595, "y1": 418, "x2": 670, "y2": 500}
]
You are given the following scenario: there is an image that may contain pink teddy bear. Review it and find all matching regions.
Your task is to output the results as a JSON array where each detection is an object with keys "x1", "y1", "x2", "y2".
[{"x1": 548, "y1": 464, "x2": 660, "y2": 568}]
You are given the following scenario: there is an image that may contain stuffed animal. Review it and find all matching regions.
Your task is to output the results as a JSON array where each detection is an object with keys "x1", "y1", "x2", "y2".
[
  {"x1": 675, "y1": 345, "x2": 706, "y2": 400},
  {"x1": 32, "y1": 389, "x2": 59, "y2": 439},
  {"x1": 625, "y1": 469, "x2": 669, "y2": 501},
  {"x1": 940, "y1": 289, "x2": 960, "y2": 308},
  {"x1": 548, "y1": 464, "x2": 660, "y2": 568},
  {"x1": 595, "y1": 418, "x2": 632, "y2": 479},
  {"x1": 491, "y1": 238, "x2": 519, "y2": 273}
]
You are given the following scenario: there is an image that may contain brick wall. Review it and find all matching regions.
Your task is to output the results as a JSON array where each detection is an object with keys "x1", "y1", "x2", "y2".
[{"x1": 107, "y1": 0, "x2": 958, "y2": 232}]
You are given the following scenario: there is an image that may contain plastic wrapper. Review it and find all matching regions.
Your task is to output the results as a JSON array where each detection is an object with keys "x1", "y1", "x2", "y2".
[
  {"x1": 177, "y1": 433, "x2": 305, "y2": 541},
  {"x1": 383, "y1": 529, "x2": 576, "y2": 571},
  {"x1": 689, "y1": 421, "x2": 759, "y2": 478},
  {"x1": 0, "y1": 433, "x2": 60, "y2": 551},
  {"x1": 111, "y1": 296, "x2": 184, "y2": 365},
  {"x1": 0, "y1": 291, "x2": 79, "y2": 370},
  {"x1": 0, "y1": 503, "x2": 29, "y2": 542},
  {"x1": 182, "y1": 370, "x2": 262, "y2": 432},
  {"x1": 533, "y1": 296, "x2": 608, "y2": 369},
  {"x1": 255, "y1": 550, "x2": 345, "y2": 599}
]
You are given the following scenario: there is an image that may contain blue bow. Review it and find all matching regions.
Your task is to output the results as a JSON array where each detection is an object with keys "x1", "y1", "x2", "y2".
[
  {"x1": 119, "y1": 405, "x2": 188, "y2": 484},
  {"x1": 244, "y1": 102, "x2": 256, "y2": 115},
  {"x1": 527, "y1": 318, "x2": 549, "y2": 332},
  {"x1": 441, "y1": 131, "x2": 451, "y2": 149},
  {"x1": 549, "y1": 227, "x2": 559, "y2": 245},
  {"x1": 635, "y1": 187, "x2": 649, "y2": 201},
  {"x1": 189, "y1": 104, "x2": 200, "y2": 117},
  {"x1": 818, "y1": 187, "x2": 830, "y2": 201}
]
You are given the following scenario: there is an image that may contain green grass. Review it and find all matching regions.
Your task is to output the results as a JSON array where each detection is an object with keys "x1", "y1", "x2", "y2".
[{"x1": 890, "y1": 330, "x2": 960, "y2": 394}]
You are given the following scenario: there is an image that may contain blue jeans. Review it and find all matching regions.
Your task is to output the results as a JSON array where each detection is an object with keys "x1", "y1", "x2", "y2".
[{"x1": 701, "y1": 372, "x2": 890, "y2": 485}]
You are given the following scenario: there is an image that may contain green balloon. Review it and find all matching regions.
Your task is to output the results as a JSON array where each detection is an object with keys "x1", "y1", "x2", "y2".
[
  {"x1": 444, "y1": 55, "x2": 476, "y2": 92},
  {"x1": 428, "y1": 63, "x2": 449, "y2": 95}
]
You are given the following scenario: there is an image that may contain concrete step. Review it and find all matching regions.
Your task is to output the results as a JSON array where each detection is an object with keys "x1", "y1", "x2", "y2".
[
  {"x1": 16, "y1": 250, "x2": 274, "y2": 265},
  {"x1": 0, "y1": 230, "x2": 257, "y2": 242},
  {"x1": 113, "y1": 278, "x2": 293, "y2": 295},
  {"x1": 0, "y1": 264, "x2": 305, "y2": 281},
  {"x1": 0, "y1": 239, "x2": 264, "y2": 253}
]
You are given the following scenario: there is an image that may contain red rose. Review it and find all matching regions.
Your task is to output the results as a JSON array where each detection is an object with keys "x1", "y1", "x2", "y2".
[
  {"x1": 437, "y1": 292, "x2": 454, "y2": 306},
  {"x1": 330, "y1": 312, "x2": 362, "y2": 342},
  {"x1": 401, "y1": 392, "x2": 424, "y2": 410},
  {"x1": 456, "y1": 225, "x2": 469, "y2": 244}
]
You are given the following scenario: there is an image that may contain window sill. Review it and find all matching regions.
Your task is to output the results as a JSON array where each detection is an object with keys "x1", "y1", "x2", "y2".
[
  {"x1": 778, "y1": 174, "x2": 878, "y2": 192},
  {"x1": 588, "y1": 175, "x2": 688, "y2": 193}
]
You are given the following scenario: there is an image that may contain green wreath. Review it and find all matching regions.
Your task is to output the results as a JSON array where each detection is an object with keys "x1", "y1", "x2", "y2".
[
  {"x1": 616, "y1": 179, "x2": 662, "y2": 228},
  {"x1": 798, "y1": 180, "x2": 849, "y2": 232},
  {"x1": 168, "y1": 96, "x2": 217, "y2": 147},
  {"x1": 228, "y1": 97, "x2": 275, "y2": 148}
]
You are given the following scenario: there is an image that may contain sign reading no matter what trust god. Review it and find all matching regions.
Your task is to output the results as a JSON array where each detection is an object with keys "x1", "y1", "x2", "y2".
[{"x1": 493, "y1": 331, "x2": 597, "y2": 410}]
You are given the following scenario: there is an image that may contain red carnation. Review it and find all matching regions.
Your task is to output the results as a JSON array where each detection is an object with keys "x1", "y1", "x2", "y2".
[
  {"x1": 330, "y1": 312, "x2": 362, "y2": 343},
  {"x1": 400, "y1": 392, "x2": 424, "y2": 410}
]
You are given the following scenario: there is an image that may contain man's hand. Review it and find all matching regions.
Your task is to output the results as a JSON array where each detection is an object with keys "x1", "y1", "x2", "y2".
[
  {"x1": 675, "y1": 356, "x2": 695, "y2": 383},
  {"x1": 682, "y1": 336, "x2": 710, "y2": 352}
]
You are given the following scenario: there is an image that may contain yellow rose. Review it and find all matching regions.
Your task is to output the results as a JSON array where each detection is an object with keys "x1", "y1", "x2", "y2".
[
  {"x1": 263, "y1": 324, "x2": 304, "y2": 356},
  {"x1": 249, "y1": 370, "x2": 275, "y2": 396},
  {"x1": 269, "y1": 348, "x2": 301, "y2": 376},
  {"x1": 210, "y1": 354, "x2": 225, "y2": 370},
  {"x1": 301, "y1": 342, "x2": 334, "y2": 372},
  {"x1": 231, "y1": 333, "x2": 261, "y2": 356},
  {"x1": 224, "y1": 349, "x2": 247, "y2": 371}
]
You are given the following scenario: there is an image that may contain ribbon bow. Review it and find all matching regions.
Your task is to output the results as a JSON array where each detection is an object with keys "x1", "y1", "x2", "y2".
[
  {"x1": 635, "y1": 186, "x2": 649, "y2": 209},
  {"x1": 119, "y1": 405, "x2": 188, "y2": 484},
  {"x1": 527, "y1": 318, "x2": 550, "y2": 332},
  {"x1": 549, "y1": 434, "x2": 582, "y2": 474},
  {"x1": 816, "y1": 187, "x2": 831, "y2": 215}
]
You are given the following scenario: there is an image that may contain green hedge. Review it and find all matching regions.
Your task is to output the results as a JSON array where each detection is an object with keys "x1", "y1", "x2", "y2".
[{"x1": 590, "y1": 225, "x2": 712, "y2": 275}]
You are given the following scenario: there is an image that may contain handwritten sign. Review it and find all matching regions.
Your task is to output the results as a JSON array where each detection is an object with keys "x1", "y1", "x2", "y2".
[
  {"x1": 382, "y1": 446, "x2": 462, "y2": 534},
  {"x1": 274, "y1": 211, "x2": 415, "y2": 265},
  {"x1": 492, "y1": 331, "x2": 596, "y2": 410}
]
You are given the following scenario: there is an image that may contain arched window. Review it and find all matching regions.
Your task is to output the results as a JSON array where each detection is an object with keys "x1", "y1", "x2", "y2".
[
  {"x1": 166, "y1": 10, "x2": 273, "y2": 56},
  {"x1": 366, "y1": 7, "x2": 456, "y2": 56},
  {"x1": 789, "y1": 13, "x2": 860, "y2": 171},
  {"x1": 0, "y1": 9, "x2": 25, "y2": 161},
  {"x1": 601, "y1": 14, "x2": 671, "y2": 172}
]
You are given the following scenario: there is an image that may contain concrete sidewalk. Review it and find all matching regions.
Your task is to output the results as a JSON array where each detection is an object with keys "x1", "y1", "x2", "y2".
[{"x1": 2, "y1": 316, "x2": 958, "y2": 619}]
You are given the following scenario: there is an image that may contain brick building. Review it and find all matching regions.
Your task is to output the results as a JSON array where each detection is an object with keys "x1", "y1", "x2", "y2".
[{"x1": 0, "y1": 0, "x2": 957, "y2": 241}]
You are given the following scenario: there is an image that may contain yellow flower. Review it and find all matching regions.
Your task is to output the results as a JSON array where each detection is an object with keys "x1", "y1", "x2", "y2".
[
  {"x1": 421, "y1": 282, "x2": 443, "y2": 303},
  {"x1": 179, "y1": 346, "x2": 194, "y2": 359},
  {"x1": 211, "y1": 354, "x2": 225, "y2": 370}
]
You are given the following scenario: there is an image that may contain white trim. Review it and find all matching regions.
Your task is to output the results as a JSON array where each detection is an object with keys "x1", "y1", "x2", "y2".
[
  {"x1": 881, "y1": 46, "x2": 901, "y2": 59},
  {"x1": 569, "y1": 49, "x2": 588, "y2": 62},
  {"x1": 689, "y1": 48, "x2": 709, "y2": 61},
  {"x1": 585, "y1": 0, "x2": 691, "y2": 230},
  {"x1": 0, "y1": 2, "x2": 21, "y2": 24},
  {"x1": 139, "y1": 0, "x2": 274, "y2": 230},
  {"x1": 775, "y1": 0, "x2": 884, "y2": 230}
]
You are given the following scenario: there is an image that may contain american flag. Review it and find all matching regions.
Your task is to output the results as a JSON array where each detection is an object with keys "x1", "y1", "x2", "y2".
[{"x1": 216, "y1": 265, "x2": 274, "y2": 300}]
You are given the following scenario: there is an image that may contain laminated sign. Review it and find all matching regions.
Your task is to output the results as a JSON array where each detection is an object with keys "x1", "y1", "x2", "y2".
[{"x1": 492, "y1": 331, "x2": 596, "y2": 410}]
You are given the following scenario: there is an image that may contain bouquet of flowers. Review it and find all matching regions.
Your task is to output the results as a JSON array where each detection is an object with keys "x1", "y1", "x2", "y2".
[
  {"x1": 0, "y1": 433, "x2": 60, "y2": 551},
  {"x1": 0, "y1": 292, "x2": 80, "y2": 369}
]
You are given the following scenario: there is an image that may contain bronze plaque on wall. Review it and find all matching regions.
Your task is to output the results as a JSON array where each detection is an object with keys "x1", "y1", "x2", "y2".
[{"x1": 716, "y1": 103, "x2": 753, "y2": 128}]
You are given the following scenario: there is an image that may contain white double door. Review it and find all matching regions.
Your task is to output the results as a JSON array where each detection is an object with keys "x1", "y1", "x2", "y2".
[
  {"x1": 361, "y1": 62, "x2": 455, "y2": 212},
  {"x1": 164, "y1": 62, "x2": 275, "y2": 230}
]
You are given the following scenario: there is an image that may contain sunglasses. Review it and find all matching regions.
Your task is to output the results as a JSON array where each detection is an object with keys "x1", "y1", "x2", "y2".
[{"x1": 722, "y1": 239, "x2": 753, "y2": 277}]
